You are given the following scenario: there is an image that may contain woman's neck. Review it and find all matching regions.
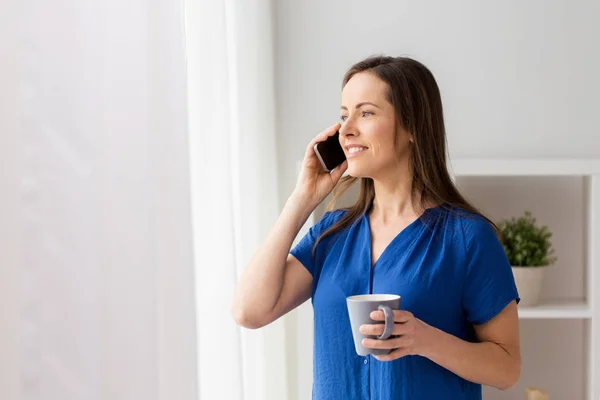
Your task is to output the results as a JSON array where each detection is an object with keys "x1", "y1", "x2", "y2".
[{"x1": 370, "y1": 170, "x2": 425, "y2": 223}]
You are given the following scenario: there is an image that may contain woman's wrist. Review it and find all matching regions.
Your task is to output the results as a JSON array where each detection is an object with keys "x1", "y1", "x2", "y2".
[
  {"x1": 414, "y1": 323, "x2": 446, "y2": 359},
  {"x1": 285, "y1": 191, "x2": 319, "y2": 229},
  {"x1": 288, "y1": 190, "x2": 319, "y2": 212}
]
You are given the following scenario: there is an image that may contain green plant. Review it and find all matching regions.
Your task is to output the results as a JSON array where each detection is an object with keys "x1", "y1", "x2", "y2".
[{"x1": 497, "y1": 211, "x2": 557, "y2": 267}]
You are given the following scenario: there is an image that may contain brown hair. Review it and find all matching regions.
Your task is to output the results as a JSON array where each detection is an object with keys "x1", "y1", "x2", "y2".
[{"x1": 313, "y1": 55, "x2": 497, "y2": 251}]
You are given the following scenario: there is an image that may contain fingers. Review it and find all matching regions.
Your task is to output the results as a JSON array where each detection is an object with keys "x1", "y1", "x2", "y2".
[
  {"x1": 360, "y1": 310, "x2": 415, "y2": 336},
  {"x1": 360, "y1": 309, "x2": 417, "y2": 361},
  {"x1": 360, "y1": 321, "x2": 414, "y2": 337},
  {"x1": 306, "y1": 122, "x2": 341, "y2": 151},
  {"x1": 361, "y1": 335, "x2": 411, "y2": 350},
  {"x1": 360, "y1": 324, "x2": 386, "y2": 336},
  {"x1": 329, "y1": 160, "x2": 348, "y2": 181},
  {"x1": 315, "y1": 122, "x2": 341, "y2": 142},
  {"x1": 374, "y1": 347, "x2": 412, "y2": 362},
  {"x1": 370, "y1": 310, "x2": 413, "y2": 323}
]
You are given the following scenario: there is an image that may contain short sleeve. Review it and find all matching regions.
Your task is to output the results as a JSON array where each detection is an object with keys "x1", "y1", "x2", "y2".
[
  {"x1": 461, "y1": 216, "x2": 520, "y2": 325},
  {"x1": 290, "y1": 210, "x2": 344, "y2": 276}
]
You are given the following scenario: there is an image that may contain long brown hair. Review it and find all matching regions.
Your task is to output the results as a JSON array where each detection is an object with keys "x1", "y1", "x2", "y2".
[{"x1": 313, "y1": 55, "x2": 497, "y2": 251}]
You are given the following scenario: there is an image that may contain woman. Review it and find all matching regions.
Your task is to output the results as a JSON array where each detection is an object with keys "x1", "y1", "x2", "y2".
[{"x1": 232, "y1": 55, "x2": 521, "y2": 399}]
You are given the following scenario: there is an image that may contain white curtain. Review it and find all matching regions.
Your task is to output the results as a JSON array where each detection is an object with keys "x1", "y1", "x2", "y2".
[
  {"x1": 0, "y1": 1, "x2": 20, "y2": 398},
  {"x1": 1, "y1": 0, "x2": 197, "y2": 399},
  {"x1": 0, "y1": 0, "x2": 287, "y2": 399},
  {"x1": 185, "y1": 0, "x2": 289, "y2": 399}
]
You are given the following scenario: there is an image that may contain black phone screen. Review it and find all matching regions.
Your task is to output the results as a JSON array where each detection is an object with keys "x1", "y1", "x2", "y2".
[{"x1": 314, "y1": 131, "x2": 346, "y2": 172}]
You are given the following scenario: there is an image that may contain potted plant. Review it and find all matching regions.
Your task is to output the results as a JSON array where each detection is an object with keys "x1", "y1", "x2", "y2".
[{"x1": 497, "y1": 211, "x2": 557, "y2": 306}]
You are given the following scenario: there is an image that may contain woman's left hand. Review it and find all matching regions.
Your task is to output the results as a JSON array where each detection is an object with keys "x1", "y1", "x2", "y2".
[{"x1": 360, "y1": 309, "x2": 440, "y2": 362}]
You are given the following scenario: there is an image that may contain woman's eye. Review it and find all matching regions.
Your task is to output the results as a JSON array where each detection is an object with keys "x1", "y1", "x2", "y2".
[
  {"x1": 340, "y1": 115, "x2": 348, "y2": 122},
  {"x1": 362, "y1": 111, "x2": 373, "y2": 117}
]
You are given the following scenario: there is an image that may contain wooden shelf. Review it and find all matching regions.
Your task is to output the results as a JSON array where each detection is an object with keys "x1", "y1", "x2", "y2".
[
  {"x1": 450, "y1": 158, "x2": 600, "y2": 176},
  {"x1": 518, "y1": 300, "x2": 591, "y2": 319}
]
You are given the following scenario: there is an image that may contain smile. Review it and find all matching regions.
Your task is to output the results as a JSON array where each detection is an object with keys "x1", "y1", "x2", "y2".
[
  {"x1": 347, "y1": 147, "x2": 368, "y2": 155},
  {"x1": 348, "y1": 146, "x2": 367, "y2": 157}
]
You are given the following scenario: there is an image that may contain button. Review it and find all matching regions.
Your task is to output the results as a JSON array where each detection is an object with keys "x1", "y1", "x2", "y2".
[{"x1": 363, "y1": 358, "x2": 368, "y2": 365}]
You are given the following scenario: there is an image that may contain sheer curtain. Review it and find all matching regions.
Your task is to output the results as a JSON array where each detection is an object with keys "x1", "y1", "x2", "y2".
[
  {"x1": 0, "y1": 1, "x2": 19, "y2": 398},
  {"x1": 0, "y1": 0, "x2": 197, "y2": 399},
  {"x1": 185, "y1": 0, "x2": 289, "y2": 399},
  {"x1": 0, "y1": 0, "x2": 286, "y2": 399}
]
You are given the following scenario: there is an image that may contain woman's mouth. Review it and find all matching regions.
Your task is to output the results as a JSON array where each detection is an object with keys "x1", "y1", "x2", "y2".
[{"x1": 346, "y1": 146, "x2": 368, "y2": 157}]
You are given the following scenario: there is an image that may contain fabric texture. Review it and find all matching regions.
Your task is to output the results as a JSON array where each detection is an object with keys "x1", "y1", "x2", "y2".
[{"x1": 290, "y1": 204, "x2": 520, "y2": 399}]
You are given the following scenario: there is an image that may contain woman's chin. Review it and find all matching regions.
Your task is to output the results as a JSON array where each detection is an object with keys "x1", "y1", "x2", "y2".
[{"x1": 346, "y1": 163, "x2": 371, "y2": 179}]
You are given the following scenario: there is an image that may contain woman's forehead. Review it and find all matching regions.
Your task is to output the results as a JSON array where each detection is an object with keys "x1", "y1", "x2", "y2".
[{"x1": 341, "y1": 73, "x2": 389, "y2": 107}]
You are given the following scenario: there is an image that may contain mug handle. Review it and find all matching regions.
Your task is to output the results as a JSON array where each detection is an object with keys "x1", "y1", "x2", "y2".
[{"x1": 376, "y1": 305, "x2": 395, "y2": 340}]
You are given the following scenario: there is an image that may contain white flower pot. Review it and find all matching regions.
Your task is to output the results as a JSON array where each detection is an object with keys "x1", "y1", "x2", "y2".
[{"x1": 511, "y1": 266, "x2": 547, "y2": 307}]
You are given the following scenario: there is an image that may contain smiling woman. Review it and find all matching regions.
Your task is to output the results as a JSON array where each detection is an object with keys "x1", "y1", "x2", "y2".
[
  {"x1": 339, "y1": 78, "x2": 401, "y2": 177},
  {"x1": 232, "y1": 55, "x2": 521, "y2": 400}
]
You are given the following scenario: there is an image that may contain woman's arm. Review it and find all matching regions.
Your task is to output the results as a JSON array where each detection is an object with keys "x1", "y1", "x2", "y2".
[
  {"x1": 231, "y1": 122, "x2": 347, "y2": 329},
  {"x1": 362, "y1": 300, "x2": 520, "y2": 390},
  {"x1": 231, "y1": 194, "x2": 315, "y2": 329},
  {"x1": 418, "y1": 300, "x2": 520, "y2": 390}
]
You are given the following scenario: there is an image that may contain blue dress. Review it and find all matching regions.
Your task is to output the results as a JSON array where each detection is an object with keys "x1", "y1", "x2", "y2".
[{"x1": 290, "y1": 204, "x2": 520, "y2": 399}]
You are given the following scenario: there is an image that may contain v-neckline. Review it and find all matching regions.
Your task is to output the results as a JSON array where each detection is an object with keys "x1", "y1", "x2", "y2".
[{"x1": 364, "y1": 205, "x2": 431, "y2": 268}]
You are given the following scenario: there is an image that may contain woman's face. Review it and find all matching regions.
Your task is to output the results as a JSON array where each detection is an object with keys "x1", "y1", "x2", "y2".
[{"x1": 339, "y1": 72, "x2": 412, "y2": 179}]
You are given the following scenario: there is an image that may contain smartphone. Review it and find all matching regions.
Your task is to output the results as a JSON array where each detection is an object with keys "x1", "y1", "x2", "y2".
[{"x1": 314, "y1": 131, "x2": 346, "y2": 172}]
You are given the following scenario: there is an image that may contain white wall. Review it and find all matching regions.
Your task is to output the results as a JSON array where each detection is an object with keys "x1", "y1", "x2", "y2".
[
  {"x1": 274, "y1": 0, "x2": 600, "y2": 203},
  {"x1": 273, "y1": 1, "x2": 600, "y2": 398}
]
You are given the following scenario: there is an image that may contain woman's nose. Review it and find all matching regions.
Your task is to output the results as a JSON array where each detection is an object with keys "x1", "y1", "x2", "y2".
[{"x1": 339, "y1": 121, "x2": 356, "y2": 138}]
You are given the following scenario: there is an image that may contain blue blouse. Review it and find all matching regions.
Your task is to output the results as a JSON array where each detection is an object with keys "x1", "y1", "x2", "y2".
[{"x1": 290, "y1": 204, "x2": 520, "y2": 399}]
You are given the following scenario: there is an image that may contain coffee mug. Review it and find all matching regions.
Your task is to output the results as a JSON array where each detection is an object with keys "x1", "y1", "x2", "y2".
[{"x1": 346, "y1": 294, "x2": 401, "y2": 356}]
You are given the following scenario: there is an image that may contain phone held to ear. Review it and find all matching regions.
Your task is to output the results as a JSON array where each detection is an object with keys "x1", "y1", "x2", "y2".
[{"x1": 313, "y1": 131, "x2": 346, "y2": 172}]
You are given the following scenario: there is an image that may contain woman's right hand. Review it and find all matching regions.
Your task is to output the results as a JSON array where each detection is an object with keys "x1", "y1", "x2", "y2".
[{"x1": 293, "y1": 122, "x2": 348, "y2": 207}]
